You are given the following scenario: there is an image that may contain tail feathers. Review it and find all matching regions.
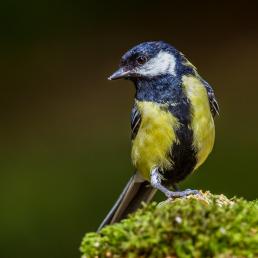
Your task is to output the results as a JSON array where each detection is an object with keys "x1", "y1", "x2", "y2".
[{"x1": 97, "y1": 174, "x2": 156, "y2": 232}]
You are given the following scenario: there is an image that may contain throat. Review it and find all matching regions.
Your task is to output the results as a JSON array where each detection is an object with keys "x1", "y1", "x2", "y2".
[{"x1": 134, "y1": 75, "x2": 181, "y2": 103}]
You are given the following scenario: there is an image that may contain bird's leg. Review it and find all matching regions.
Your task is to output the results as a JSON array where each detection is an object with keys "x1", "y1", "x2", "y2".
[{"x1": 150, "y1": 168, "x2": 199, "y2": 199}]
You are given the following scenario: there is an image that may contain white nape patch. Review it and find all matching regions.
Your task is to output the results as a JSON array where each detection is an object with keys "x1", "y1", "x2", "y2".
[{"x1": 137, "y1": 51, "x2": 176, "y2": 77}]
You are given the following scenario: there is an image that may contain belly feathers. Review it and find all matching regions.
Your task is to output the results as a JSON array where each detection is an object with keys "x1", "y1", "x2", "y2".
[
  {"x1": 182, "y1": 75, "x2": 215, "y2": 170},
  {"x1": 131, "y1": 76, "x2": 216, "y2": 181},
  {"x1": 131, "y1": 101, "x2": 179, "y2": 180}
]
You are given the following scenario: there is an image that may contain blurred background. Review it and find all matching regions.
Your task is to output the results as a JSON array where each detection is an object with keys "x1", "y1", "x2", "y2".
[{"x1": 1, "y1": 1, "x2": 258, "y2": 257}]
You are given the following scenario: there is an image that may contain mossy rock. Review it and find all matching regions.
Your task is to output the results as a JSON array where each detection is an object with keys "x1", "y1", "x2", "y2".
[{"x1": 80, "y1": 192, "x2": 258, "y2": 258}]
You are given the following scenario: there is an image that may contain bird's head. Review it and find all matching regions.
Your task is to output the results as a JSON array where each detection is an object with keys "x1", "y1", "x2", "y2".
[{"x1": 108, "y1": 41, "x2": 190, "y2": 82}]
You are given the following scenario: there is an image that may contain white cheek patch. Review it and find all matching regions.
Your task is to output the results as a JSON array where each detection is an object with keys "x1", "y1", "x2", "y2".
[{"x1": 137, "y1": 51, "x2": 176, "y2": 77}]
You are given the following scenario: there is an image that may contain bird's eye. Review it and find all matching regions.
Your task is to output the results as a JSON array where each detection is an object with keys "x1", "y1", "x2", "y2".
[{"x1": 136, "y1": 55, "x2": 147, "y2": 65}]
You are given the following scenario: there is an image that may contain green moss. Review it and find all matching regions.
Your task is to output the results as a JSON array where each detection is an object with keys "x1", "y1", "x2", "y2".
[{"x1": 80, "y1": 192, "x2": 258, "y2": 258}]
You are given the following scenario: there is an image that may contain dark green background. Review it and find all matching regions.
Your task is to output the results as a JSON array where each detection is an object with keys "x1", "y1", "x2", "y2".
[{"x1": 1, "y1": 1, "x2": 258, "y2": 258}]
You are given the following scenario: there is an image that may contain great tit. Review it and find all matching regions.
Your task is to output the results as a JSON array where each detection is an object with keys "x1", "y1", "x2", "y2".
[{"x1": 98, "y1": 41, "x2": 219, "y2": 231}]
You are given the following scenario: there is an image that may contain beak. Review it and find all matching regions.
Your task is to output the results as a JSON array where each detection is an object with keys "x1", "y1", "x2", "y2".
[{"x1": 108, "y1": 67, "x2": 131, "y2": 80}]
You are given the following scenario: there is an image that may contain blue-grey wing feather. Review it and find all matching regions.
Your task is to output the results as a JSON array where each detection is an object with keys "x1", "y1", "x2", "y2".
[
  {"x1": 131, "y1": 104, "x2": 142, "y2": 140},
  {"x1": 202, "y1": 80, "x2": 219, "y2": 117}
]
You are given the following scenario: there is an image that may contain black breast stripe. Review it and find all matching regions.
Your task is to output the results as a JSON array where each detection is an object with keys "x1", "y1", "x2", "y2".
[{"x1": 163, "y1": 87, "x2": 197, "y2": 184}]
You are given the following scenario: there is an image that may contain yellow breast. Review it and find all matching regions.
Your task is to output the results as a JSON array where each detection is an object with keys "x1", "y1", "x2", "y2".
[
  {"x1": 131, "y1": 101, "x2": 179, "y2": 180},
  {"x1": 182, "y1": 75, "x2": 215, "y2": 170}
]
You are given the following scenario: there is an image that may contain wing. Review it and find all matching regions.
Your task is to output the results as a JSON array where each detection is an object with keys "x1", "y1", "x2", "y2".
[
  {"x1": 131, "y1": 103, "x2": 142, "y2": 140},
  {"x1": 202, "y1": 80, "x2": 219, "y2": 117}
]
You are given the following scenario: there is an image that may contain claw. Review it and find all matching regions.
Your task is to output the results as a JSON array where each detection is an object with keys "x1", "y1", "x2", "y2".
[{"x1": 166, "y1": 189, "x2": 200, "y2": 199}]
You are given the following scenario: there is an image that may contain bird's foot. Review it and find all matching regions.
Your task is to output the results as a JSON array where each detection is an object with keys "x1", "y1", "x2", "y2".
[{"x1": 165, "y1": 189, "x2": 200, "y2": 199}]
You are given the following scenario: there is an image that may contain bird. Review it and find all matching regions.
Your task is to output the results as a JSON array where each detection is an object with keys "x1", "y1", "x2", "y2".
[{"x1": 98, "y1": 41, "x2": 219, "y2": 231}]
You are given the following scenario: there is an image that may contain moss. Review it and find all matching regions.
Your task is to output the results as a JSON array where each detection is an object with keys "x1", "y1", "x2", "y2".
[{"x1": 80, "y1": 192, "x2": 258, "y2": 258}]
